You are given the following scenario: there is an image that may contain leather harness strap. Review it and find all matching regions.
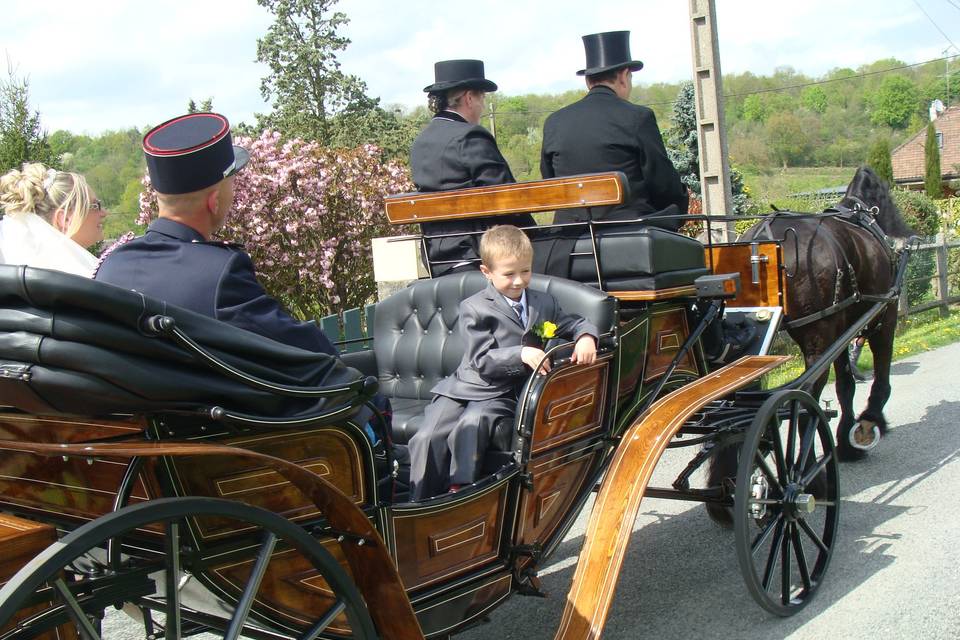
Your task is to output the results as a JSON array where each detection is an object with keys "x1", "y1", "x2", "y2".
[{"x1": 749, "y1": 205, "x2": 895, "y2": 330}]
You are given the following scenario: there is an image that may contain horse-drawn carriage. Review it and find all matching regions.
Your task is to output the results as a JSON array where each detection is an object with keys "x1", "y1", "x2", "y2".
[{"x1": 0, "y1": 169, "x2": 912, "y2": 639}]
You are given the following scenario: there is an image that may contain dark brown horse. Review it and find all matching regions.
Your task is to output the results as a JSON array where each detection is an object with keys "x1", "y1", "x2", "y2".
[
  {"x1": 747, "y1": 166, "x2": 913, "y2": 460},
  {"x1": 705, "y1": 166, "x2": 912, "y2": 527}
]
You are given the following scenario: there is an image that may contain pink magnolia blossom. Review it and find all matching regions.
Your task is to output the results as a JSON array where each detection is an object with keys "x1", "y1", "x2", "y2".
[{"x1": 138, "y1": 130, "x2": 414, "y2": 319}]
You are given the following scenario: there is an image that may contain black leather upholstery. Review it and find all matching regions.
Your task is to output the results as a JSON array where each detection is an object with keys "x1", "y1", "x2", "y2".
[
  {"x1": 0, "y1": 265, "x2": 370, "y2": 420},
  {"x1": 554, "y1": 225, "x2": 709, "y2": 291},
  {"x1": 372, "y1": 272, "x2": 617, "y2": 450}
]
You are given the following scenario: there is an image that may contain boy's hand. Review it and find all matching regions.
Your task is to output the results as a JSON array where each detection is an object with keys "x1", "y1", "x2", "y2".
[
  {"x1": 521, "y1": 346, "x2": 551, "y2": 375},
  {"x1": 570, "y1": 335, "x2": 597, "y2": 365}
]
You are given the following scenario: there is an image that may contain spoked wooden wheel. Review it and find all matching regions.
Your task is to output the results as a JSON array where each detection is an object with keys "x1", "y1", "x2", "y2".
[
  {"x1": 0, "y1": 497, "x2": 377, "y2": 639},
  {"x1": 734, "y1": 390, "x2": 839, "y2": 616}
]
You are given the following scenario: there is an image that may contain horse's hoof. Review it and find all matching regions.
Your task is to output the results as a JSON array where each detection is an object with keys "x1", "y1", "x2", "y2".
[{"x1": 849, "y1": 421, "x2": 881, "y2": 451}]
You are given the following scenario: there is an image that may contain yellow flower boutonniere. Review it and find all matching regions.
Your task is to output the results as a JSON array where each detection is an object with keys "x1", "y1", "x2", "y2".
[{"x1": 533, "y1": 320, "x2": 558, "y2": 341}]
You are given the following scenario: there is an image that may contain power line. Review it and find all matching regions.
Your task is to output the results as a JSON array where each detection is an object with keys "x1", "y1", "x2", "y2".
[
  {"x1": 485, "y1": 53, "x2": 960, "y2": 118},
  {"x1": 945, "y1": 0, "x2": 960, "y2": 12},
  {"x1": 912, "y1": 0, "x2": 959, "y2": 50}
]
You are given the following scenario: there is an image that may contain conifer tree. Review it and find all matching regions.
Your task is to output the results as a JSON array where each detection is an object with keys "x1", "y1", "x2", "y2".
[
  {"x1": 0, "y1": 65, "x2": 53, "y2": 172},
  {"x1": 865, "y1": 138, "x2": 894, "y2": 185},
  {"x1": 924, "y1": 121, "x2": 942, "y2": 199}
]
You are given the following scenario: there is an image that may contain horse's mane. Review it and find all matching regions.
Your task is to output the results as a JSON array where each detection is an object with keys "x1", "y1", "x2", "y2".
[{"x1": 839, "y1": 166, "x2": 913, "y2": 238}]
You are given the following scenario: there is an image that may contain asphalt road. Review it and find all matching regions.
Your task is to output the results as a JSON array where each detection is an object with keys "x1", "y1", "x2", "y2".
[
  {"x1": 101, "y1": 342, "x2": 959, "y2": 639},
  {"x1": 457, "y1": 342, "x2": 960, "y2": 640}
]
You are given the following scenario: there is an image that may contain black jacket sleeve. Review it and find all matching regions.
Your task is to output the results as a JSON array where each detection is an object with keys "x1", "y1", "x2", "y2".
[
  {"x1": 461, "y1": 128, "x2": 515, "y2": 186},
  {"x1": 636, "y1": 109, "x2": 688, "y2": 215}
]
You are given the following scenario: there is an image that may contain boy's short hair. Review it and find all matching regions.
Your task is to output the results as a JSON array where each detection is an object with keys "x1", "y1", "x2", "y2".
[{"x1": 480, "y1": 225, "x2": 533, "y2": 267}]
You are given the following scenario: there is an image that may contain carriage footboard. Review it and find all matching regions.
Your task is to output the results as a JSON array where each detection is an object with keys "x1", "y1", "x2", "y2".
[{"x1": 553, "y1": 355, "x2": 788, "y2": 640}]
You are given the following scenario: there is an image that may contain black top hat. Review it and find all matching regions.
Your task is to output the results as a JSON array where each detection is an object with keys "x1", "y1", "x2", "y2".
[
  {"x1": 142, "y1": 113, "x2": 250, "y2": 195},
  {"x1": 423, "y1": 59, "x2": 498, "y2": 93},
  {"x1": 577, "y1": 31, "x2": 644, "y2": 76}
]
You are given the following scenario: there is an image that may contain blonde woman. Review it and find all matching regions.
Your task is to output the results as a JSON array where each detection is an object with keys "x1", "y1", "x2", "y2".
[{"x1": 0, "y1": 163, "x2": 107, "y2": 276}]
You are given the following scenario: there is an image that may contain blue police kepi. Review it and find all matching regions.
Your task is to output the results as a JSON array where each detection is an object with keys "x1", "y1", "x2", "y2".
[{"x1": 95, "y1": 112, "x2": 338, "y2": 355}]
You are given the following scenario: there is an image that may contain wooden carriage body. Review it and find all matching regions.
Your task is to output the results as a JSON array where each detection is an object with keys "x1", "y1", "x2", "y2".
[{"x1": 0, "y1": 173, "x2": 802, "y2": 640}]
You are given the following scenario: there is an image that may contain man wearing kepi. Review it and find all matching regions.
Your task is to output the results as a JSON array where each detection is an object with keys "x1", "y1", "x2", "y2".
[
  {"x1": 540, "y1": 31, "x2": 688, "y2": 231},
  {"x1": 96, "y1": 112, "x2": 338, "y2": 355},
  {"x1": 410, "y1": 59, "x2": 535, "y2": 276}
]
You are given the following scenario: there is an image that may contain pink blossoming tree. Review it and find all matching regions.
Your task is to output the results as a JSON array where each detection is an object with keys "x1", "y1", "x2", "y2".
[{"x1": 139, "y1": 131, "x2": 413, "y2": 318}]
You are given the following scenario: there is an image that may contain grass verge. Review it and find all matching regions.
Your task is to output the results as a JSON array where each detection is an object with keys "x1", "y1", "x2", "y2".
[{"x1": 764, "y1": 305, "x2": 960, "y2": 388}]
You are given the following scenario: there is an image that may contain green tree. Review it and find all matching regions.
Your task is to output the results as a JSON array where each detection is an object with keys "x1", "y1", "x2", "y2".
[
  {"x1": 255, "y1": 0, "x2": 377, "y2": 144},
  {"x1": 0, "y1": 65, "x2": 53, "y2": 172},
  {"x1": 187, "y1": 98, "x2": 214, "y2": 113},
  {"x1": 865, "y1": 138, "x2": 894, "y2": 185},
  {"x1": 924, "y1": 121, "x2": 942, "y2": 198},
  {"x1": 766, "y1": 112, "x2": 810, "y2": 168},
  {"x1": 666, "y1": 82, "x2": 700, "y2": 195},
  {"x1": 801, "y1": 86, "x2": 827, "y2": 113},
  {"x1": 868, "y1": 75, "x2": 919, "y2": 129},
  {"x1": 740, "y1": 94, "x2": 768, "y2": 123}
]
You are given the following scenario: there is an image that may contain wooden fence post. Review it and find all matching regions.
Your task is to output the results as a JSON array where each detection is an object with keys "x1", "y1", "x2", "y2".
[{"x1": 935, "y1": 232, "x2": 950, "y2": 318}]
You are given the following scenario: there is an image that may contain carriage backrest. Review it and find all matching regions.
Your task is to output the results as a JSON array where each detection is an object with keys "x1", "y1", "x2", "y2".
[
  {"x1": 383, "y1": 172, "x2": 628, "y2": 224},
  {"x1": 0, "y1": 265, "x2": 368, "y2": 419},
  {"x1": 372, "y1": 272, "x2": 617, "y2": 400}
]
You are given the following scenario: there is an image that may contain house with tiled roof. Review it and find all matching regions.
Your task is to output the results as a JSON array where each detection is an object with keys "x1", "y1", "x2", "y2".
[{"x1": 891, "y1": 104, "x2": 960, "y2": 193}]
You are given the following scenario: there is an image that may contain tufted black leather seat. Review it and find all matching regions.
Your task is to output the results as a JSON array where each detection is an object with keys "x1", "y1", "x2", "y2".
[{"x1": 366, "y1": 271, "x2": 617, "y2": 481}]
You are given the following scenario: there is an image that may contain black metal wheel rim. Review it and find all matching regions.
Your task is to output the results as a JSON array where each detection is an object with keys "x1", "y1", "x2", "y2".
[
  {"x1": 734, "y1": 389, "x2": 840, "y2": 616},
  {"x1": 0, "y1": 497, "x2": 377, "y2": 640}
]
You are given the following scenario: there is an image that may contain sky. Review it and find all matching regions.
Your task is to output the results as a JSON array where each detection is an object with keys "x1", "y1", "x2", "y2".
[{"x1": 2, "y1": 0, "x2": 959, "y2": 135}]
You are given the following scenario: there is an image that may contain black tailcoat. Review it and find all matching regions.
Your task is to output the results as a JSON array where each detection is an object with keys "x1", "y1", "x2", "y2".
[
  {"x1": 540, "y1": 86, "x2": 688, "y2": 230},
  {"x1": 410, "y1": 111, "x2": 535, "y2": 276}
]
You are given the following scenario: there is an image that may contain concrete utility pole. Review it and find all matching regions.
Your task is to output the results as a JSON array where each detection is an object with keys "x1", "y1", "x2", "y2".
[{"x1": 688, "y1": 0, "x2": 735, "y2": 240}]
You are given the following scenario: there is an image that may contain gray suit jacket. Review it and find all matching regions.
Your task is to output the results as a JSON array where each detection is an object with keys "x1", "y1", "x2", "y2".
[{"x1": 432, "y1": 282, "x2": 597, "y2": 401}]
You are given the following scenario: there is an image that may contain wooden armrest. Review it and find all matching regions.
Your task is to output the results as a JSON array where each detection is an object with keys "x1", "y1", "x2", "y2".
[
  {"x1": 608, "y1": 286, "x2": 699, "y2": 302},
  {"x1": 384, "y1": 172, "x2": 627, "y2": 224}
]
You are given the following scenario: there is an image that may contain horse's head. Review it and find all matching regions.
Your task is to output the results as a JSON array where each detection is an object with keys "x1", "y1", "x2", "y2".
[{"x1": 839, "y1": 166, "x2": 913, "y2": 238}]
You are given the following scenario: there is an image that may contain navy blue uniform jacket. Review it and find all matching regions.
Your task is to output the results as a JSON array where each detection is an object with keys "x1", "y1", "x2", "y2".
[{"x1": 95, "y1": 218, "x2": 338, "y2": 355}]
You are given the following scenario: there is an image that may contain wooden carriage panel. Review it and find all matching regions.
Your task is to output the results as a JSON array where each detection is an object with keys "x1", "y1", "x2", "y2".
[
  {"x1": 528, "y1": 356, "x2": 612, "y2": 456},
  {"x1": 515, "y1": 442, "x2": 603, "y2": 549},
  {"x1": 389, "y1": 482, "x2": 509, "y2": 591},
  {"x1": 615, "y1": 318, "x2": 648, "y2": 403},
  {"x1": 208, "y1": 538, "x2": 353, "y2": 636},
  {"x1": 413, "y1": 572, "x2": 513, "y2": 638},
  {"x1": 0, "y1": 414, "x2": 157, "y2": 523},
  {"x1": 0, "y1": 513, "x2": 77, "y2": 640},
  {"x1": 706, "y1": 242, "x2": 788, "y2": 313},
  {"x1": 167, "y1": 428, "x2": 366, "y2": 541},
  {"x1": 384, "y1": 172, "x2": 625, "y2": 224},
  {"x1": 644, "y1": 306, "x2": 698, "y2": 382}
]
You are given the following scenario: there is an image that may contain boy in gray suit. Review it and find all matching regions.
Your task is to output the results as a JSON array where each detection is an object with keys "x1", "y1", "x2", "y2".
[{"x1": 409, "y1": 226, "x2": 598, "y2": 500}]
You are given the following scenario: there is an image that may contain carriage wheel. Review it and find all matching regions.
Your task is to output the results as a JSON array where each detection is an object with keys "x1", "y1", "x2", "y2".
[
  {"x1": 734, "y1": 390, "x2": 839, "y2": 616},
  {"x1": 0, "y1": 497, "x2": 378, "y2": 639}
]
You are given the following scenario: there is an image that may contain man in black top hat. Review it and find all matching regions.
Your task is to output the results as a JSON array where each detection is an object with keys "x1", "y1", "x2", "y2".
[
  {"x1": 410, "y1": 59, "x2": 535, "y2": 276},
  {"x1": 95, "y1": 112, "x2": 338, "y2": 355},
  {"x1": 541, "y1": 31, "x2": 688, "y2": 232}
]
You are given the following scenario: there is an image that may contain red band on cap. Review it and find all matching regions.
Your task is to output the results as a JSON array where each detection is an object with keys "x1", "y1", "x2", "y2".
[{"x1": 143, "y1": 113, "x2": 230, "y2": 156}]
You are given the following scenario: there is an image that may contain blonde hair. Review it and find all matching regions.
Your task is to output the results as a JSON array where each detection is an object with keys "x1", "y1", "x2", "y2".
[
  {"x1": 0, "y1": 162, "x2": 93, "y2": 237},
  {"x1": 479, "y1": 225, "x2": 532, "y2": 267}
]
